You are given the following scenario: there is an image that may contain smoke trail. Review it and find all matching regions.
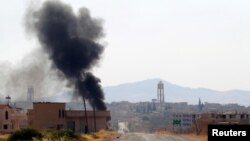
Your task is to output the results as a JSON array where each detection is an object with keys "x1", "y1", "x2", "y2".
[
  {"x1": 76, "y1": 73, "x2": 106, "y2": 110},
  {"x1": 0, "y1": 49, "x2": 68, "y2": 101},
  {"x1": 26, "y1": 0, "x2": 106, "y2": 110}
]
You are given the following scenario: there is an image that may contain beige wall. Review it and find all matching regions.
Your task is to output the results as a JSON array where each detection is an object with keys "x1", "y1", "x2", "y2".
[
  {"x1": 66, "y1": 110, "x2": 110, "y2": 132},
  {"x1": 27, "y1": 102, "x2": 111, "y2": 133},
  {"x1": 27, "y1": 102, "x2": 66, "y2": 130},
  {"x1": 0, "y1": 106, "x2": 12, "y2": 132}
]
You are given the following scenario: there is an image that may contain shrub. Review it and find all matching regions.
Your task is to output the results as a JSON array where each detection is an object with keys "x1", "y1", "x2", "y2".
[
  {"x1": 142, "y1": 116, "x2": 149, "y2": 121},
  {"x1": 43, "y1": 129, "x2": 79, "y2": 141},
  {"x1": 7, "y1": 128, "x2": 42, "y2": 141}
]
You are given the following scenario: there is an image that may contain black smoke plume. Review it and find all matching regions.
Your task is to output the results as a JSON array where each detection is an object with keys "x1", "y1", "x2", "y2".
[{"x1": 26, "y1": 0, "x2": 106, "y2": 110}]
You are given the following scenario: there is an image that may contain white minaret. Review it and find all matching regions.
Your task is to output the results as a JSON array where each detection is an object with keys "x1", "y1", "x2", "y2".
[{"x1": 27, "y1": 86, "x2": 34, "y2": 103}]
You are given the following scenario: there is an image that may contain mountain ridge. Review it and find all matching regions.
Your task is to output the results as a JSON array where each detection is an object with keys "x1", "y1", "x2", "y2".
[{"x1": 103, "y1": 78, "x2": 250, "y2": 106}]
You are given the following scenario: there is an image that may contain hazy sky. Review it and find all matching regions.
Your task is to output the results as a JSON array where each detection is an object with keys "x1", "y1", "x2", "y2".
[{"x1": 1, "y1": 0, "x2": 250, "y2": 91}]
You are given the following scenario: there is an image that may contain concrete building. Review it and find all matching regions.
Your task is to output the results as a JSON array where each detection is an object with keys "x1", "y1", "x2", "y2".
[
  {"x1": 172, "y1": 113, "x2": 197, "y2": 132},
  {"x1": 66, "y1": 110, "x2": 111, "y2": 132},
  {"x1": 27, "y1": 102, "x2": 66, "y2": 130},
  {"x1": 135, "y1": 102, "x2": 156, "y2": 113},
  {"x1": 0, "y1": 104, "x2": 27, "y2": 133},
  {"x1": 27, "y1": 102, "x2": 111, "y2": 132},
  {"x1": 195, "y1": 112, "x2": 250, "y2": 134}
]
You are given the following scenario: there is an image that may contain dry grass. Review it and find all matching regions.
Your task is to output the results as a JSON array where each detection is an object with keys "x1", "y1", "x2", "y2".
[
  {"x1": 81, "y1": 130, "x2": 120, "y2": 141},
  {"x1": 154, "y1": 130, "x2": 177, "y2": 135},
  {"x1": 96, "y1": 130, "x2": 120, "y2": 140},
  {"x1": 0, "y1": 130, "x2": 119, "y2": 141},
  {"x1": 81, "y1": 134, "x2": 102, "y2": 141},
  {"x1": 0, "y1": 133, "x2": 9, "y2": 140},
  {"x1": 182, "y1": 133, "x2": 207, "y2": 141},
  {"x1": 154, "y1": 130, "x2": 207, "y2": 141}
]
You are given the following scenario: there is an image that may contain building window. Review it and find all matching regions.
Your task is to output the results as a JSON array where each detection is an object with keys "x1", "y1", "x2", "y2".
[
  {"x1": 230, "y1": 115, "x2": 235, "y2": 119},
  {"x1": 59, "y1": 110, "x2": 61, "y2": 119},
  {"x1": 29, "y1": 120, "x2": 33, "y2": 125},
  {"x1": 62, "y1": 109, "x2": 65, "y2": 118},
  {"x1": 3, "y1": 124, "x2": 8, "y2": 130},
  {"x1": 241, "y1": 115, "x2": 245, "y2": 119},
  {"x1": 5, "y1": 111, "x2": 8, "y2": 120},
  {"x1": 211, "y1": 114, "x2": 215, "y2": 118},
  {"x1": 222, "y1": 115, "x2": 226, "y2": 119}
]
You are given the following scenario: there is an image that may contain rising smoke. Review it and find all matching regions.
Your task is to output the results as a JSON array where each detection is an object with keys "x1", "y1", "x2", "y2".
[
  {"x1": 26, "y1": 0, "x2": 106, "y2": 110},
  {"x1": 0, "y1": 49, "x2": 68, "y2": 101}
]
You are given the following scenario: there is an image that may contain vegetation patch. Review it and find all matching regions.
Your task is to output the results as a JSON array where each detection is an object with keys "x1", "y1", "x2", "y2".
[
  {"x1": 4, "y1": 129, "x2": 117, "y2": 141},
  {"x1": 7, "y1": 128, "x2": 42, "y2": 141},
  {"x1": 43, "y1": 129, "x2": 79, "y2": 141}
]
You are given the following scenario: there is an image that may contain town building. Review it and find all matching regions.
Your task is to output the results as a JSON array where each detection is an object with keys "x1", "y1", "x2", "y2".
[
  {"x1": 27, "y1": 102, "x2": 111, "y2": 132},
  {"x1": 135, "y1": 102, "x2": 156, "y2": 113},
  {"x1": 171, "y1": 113, "x2": 197, "y2": 132},
  {"x1": 195, "y1": 112, "x2": 250, "y2": 134},
  {"x1": 0, "y1": 104, "x2": 27, "y2": 133}
]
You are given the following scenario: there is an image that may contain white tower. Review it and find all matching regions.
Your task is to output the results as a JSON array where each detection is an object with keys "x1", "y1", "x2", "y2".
[
  {"x1": 157, "y1": 81, "x2": 164, "y2": 103},
  {"x1": 27, "y1": 86, "x2": 34, "y2": 103}
]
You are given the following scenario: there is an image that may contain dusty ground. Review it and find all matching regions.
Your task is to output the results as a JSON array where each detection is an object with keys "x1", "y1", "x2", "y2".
[
  {"x1": 0, "y1": 131, "x2": 206, "y2": 141},
  {"x1": 154, "y1": 130, "x2": 207, "y2": 141},
  {"x1": 114, "y1": 133, "x2": 202, "y2": 141}
]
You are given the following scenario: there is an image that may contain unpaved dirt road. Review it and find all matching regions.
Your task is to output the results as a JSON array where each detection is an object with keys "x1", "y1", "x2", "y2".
[{"x1": 115, "y1": 133, "x2": 200, "y2": 141}]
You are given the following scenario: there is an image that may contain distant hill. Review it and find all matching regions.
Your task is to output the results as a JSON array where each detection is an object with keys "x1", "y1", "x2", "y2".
[{"x1": 103, "y1": 78, "x2": 250, "y2": 106}]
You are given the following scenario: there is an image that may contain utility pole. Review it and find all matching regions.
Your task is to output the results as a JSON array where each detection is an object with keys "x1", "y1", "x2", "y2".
[
  {"x1": 83, "y1": 97, "x2": 89, "y2": 133},
  {"x1": 93, "y1": 103, "x2": 97, "y2": 132}
]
